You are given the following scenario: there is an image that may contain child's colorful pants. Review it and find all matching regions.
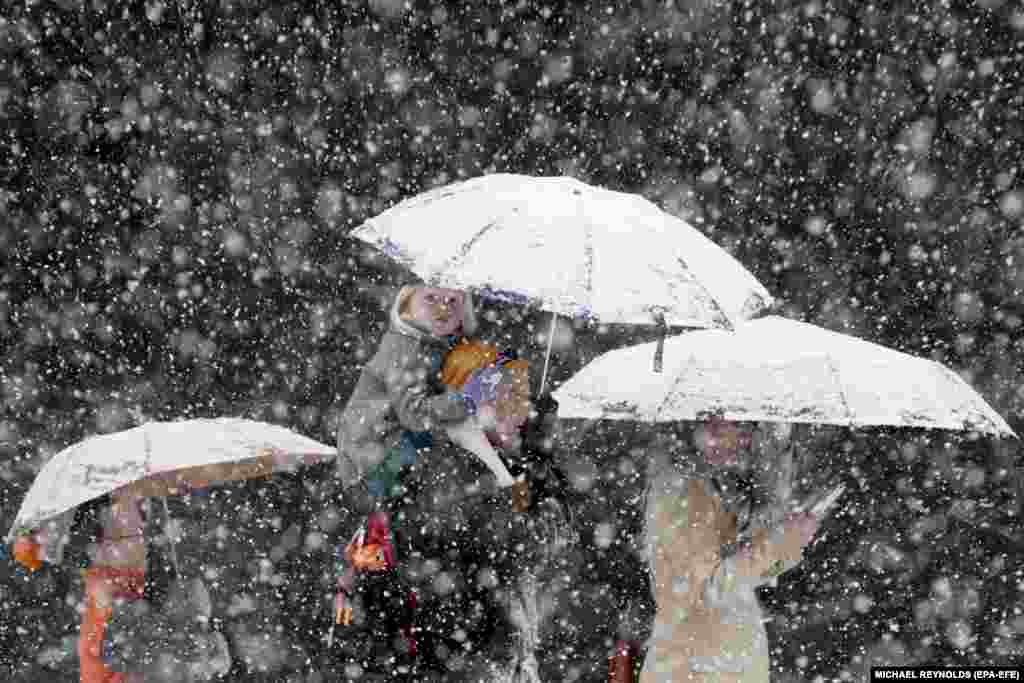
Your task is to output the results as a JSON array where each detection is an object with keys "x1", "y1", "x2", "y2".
[{"x1": 365, "y1": 430, "x2": 432, "y2": 498}]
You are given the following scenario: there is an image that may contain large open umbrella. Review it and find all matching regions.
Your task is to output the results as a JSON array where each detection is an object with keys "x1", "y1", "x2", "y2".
[
  {"x1": 552, "y1": 316, "x2": 1015, "y2": 438},
  {"x1": 6, "y1": 418, "x2": 337, "y2": 563},
  {"x1": 350, "y1": 173, "x2": 774, "y2": 390},
  {"x1": 555, "y1": 316, "x2": 1014, "y2": 682}
]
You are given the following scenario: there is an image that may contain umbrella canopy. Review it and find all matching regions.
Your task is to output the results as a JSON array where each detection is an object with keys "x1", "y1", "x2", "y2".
[
  {"x1": 6, "y1": 418, "x2": 336, "y2": 545},
  {"x1": 552, "y1": 316, "x2": 1015, "y2": 438},
  {"x1": 351, "y1": 173, "x2": 772, "y2": 328}
]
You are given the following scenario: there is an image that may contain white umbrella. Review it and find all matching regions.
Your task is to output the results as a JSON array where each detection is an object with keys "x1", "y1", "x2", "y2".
[
  {"x1": 552, "y1": 316, "x2": 1015, "y2": 438},
  {"x1": 351, "y1": 173, "x2": 774, "y2": 390},
  {"x1": 6, "y1": 418, "x2": 336, "y2": 557}
]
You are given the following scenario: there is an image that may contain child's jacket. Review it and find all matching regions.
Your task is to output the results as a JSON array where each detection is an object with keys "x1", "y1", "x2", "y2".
[{"x1": 336, "y1": 288, "x2": 470, "y2": 485}]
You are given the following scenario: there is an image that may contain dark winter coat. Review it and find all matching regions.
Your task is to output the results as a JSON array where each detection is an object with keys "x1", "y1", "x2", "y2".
[
  {"x1": 103, "y1": 574, "x2": 230, "y2": 682},
  {"x1": 394, "y1": 431, "x2": 576, "y2": 682},
  {"x1": 101, "y1": 473, "x2": 331, "y2": 682}
]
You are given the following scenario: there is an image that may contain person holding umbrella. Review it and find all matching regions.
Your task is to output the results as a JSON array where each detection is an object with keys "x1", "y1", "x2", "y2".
[
  {"x1": 551, "y1": 314, "x2": 1016, "y2": 679},
  {"x1": 17, "y1": 488, "x2": 229, "y2": 683},
  {"x1": 394, "y1": 338, "x2": 574, "y2": 681},
  {"x1": 329, "y1": 328, "x2": 571, "y2": 678},
  {"x1": 6, "y1": 418, "x2": 340, "y2": 683},
  {"x1": 636, "y1": 419, "x2": 829, "y2": 683},
  {"x1": 77, "y1": 491, "x2": 148, "y2": 683},
  {"x1": 10, "y1": 490, "x2": 155, "y2": 683},
  {"x1": 329, "y1": 282, "x2": 525, "y2": 663}
]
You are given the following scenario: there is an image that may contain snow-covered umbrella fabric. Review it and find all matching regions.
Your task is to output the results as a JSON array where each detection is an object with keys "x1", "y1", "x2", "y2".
[
  {"x1": 351, "y1": 173, "x2": 773, "y2": 329},
  {"x1": 6, "y1": 418, "x2": 337, "y2": 558},
  {"x1": 552, "y1": 316, "x2": 1015, "y2": 438}
]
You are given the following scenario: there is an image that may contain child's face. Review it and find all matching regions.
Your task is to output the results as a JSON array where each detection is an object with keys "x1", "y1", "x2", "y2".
[{"x1": 405, "y1": 287, "x2": 465, "y2": 337}]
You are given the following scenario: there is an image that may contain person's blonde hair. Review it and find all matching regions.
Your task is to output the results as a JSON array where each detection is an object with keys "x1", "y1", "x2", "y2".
[{"x1": 441, "y1": 338, "x2": 528, "y2": 390}]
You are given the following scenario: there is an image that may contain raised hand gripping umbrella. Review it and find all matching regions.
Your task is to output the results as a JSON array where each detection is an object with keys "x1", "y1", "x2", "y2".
[
  {"x1": 6, "y1": 418, "x2": 337, "y2": 565},
  {"x1": 350, "y1": 173, "x2": 774, "y2": 392},
  {"x1": 552, "y1": 316, "x2": 1016, "y2": 438}
]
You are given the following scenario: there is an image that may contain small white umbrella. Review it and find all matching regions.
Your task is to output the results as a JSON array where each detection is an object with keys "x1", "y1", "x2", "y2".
[
  {"x1": 351, "y1": 173, "x2": 774, "y2": 391},
  {"x1": 552, "y1": 316, "x2": 1015, "y2": 438},
  {"x1": 6, "y1": 418, "x2": 337, "y2": 559}
]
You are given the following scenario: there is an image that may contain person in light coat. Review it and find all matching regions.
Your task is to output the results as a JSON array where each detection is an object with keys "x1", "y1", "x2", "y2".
[{"x1": 640, "y1": 420, "x2": 831, "y2": 683}]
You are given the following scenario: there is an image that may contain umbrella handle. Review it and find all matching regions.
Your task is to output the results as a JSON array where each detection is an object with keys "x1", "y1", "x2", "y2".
[
  {"x1": 540, "y1": 313, "x2": 557, "y2": 396},
  {"x1": 652, "y1": 311, "x2": 667, "y2": 374},
  {"x1": 653, "y1": 337, "x2": 664, "y2": 374}
]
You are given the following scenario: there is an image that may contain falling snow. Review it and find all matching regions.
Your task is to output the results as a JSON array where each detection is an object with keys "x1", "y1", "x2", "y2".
[{"x1": 0, "y1": 1, "x2": 1023, "y2": 682}]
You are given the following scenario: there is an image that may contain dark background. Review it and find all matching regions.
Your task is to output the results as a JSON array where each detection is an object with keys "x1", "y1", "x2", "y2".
[{"x1": 1, "y1": 0, "x2": 1022, "y2": 680}]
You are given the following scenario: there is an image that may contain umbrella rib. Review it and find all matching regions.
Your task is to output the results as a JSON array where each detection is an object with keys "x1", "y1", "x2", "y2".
[
  {"x1": 822, "y1": 353, "x2": 855, "y2": 426},
  {"x1": 932, "y1": 361, "x2": 1012, "y2": 436},
  {"x1": 362, "y1": 185, "x2": 467, "y2": 229},
  {"x1": 42, "y1": 448, "x2": 69, "y2": 524},
  {"x1": 928, "y1": 361, "x2": 974, "y2": 430},
  {"x1": 652, "y1": 350, "x2": 693, "y2": 422},
  {"x1": 433, "y1": 219, "x2": 502, "y2": 284},
  {"x1": 396, "y1": 187, "x2": 462, "y2": 212},
  {"x1": 46, "y1": 441, "x2": 84, "y2": 525},
  {"x1": 673, "y1": 254, "x2": 734, "y2": 330},
  {"x1": 579, "y1": 190, "x2": 595, "y2": 312}
]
